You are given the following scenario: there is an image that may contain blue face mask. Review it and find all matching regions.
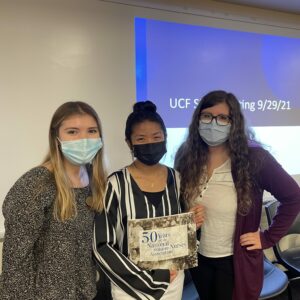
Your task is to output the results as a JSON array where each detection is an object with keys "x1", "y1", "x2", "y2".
[
  {"x1": 198, "y1": 120, "x2": 231, "y2": 147},
  {"x1": 58, "y1": 138, "x2": 103, "y2": 165}
]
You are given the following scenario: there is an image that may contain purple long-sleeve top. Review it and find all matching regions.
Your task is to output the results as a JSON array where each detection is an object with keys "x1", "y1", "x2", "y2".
[{"x1": 232, "y1": 147, "x2": 300, "y2": 300}]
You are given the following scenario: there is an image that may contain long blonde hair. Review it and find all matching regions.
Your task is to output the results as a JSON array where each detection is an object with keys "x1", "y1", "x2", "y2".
[{"x1": 43, "y1": 101, "x2": 107, "y2": 221}]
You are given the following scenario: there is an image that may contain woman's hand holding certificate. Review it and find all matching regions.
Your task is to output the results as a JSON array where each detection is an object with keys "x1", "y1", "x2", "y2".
[{"x1": 189, "y1": 204, "x2": 205, "y2": 229}]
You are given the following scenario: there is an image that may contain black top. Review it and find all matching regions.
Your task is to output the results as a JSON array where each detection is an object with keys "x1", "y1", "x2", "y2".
[
  {"x1": 93, "y1": 167, "x2": 182, "y2": 299},
  {"x1": 143, "y1": 190, "x2": 164, "y2": 208}
]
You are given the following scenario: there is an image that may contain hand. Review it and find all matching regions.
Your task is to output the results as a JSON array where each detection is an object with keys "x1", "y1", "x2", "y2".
[
  {"x1": 189, "y1": 204, "x2": 205, "y2": 229},
  {"x1": 240, "y1": 230, "x2": 262, "y2": 250},
  {"x1": 169, "y1": 269, "x2": 178, "y2": 283}
]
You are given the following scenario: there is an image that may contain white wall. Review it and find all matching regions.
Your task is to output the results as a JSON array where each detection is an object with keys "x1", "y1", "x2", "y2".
[
  {"x1": 1, "y1": 0, "x2": 300, "y2": 238},
  {"x1": 0, "y1": 0, "x2": 137, "y2": 237}
]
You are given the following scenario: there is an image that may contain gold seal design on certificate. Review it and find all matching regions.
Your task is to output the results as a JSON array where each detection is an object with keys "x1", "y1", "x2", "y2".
[{"x1": 128, "y1": 212, "x2": 197, "y2": 270}]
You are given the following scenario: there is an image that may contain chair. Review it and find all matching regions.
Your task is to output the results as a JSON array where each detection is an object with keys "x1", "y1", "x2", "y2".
[
  {"x1": 181, "y1": 258, "x2": 288, "y2": 300},
  {"x1": 259, "y1": 257, "x2": 289, "y2": 299},
  {"x1": 182, "y1": 270, "x2": 200, "y2": 300},
  {"x1": 265, "y1": 199, "x2": 300, "y2": 277}
]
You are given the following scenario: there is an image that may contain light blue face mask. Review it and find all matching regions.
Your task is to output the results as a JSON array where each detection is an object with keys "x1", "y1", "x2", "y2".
[
  {"x1": 58, "y1": 138, "x2": 103, "y2": 165},
  {"x1": 199, "y1": 119, "x2": 231, "y2": 147}
]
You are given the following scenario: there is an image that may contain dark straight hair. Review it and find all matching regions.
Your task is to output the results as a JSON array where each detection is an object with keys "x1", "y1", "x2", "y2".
[{"x1": 125, "y1": 100, "x2": 167, "y2": 143}]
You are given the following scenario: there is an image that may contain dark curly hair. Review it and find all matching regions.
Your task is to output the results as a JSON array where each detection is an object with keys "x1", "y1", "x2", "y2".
[{"x1": 175, "y1": 90, "x2": 256, "y2": 215}]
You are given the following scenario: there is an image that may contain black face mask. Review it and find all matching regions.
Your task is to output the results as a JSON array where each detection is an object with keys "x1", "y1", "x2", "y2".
[{"x1": 133, "y1": 141, "x2": 167, "y2": 166}]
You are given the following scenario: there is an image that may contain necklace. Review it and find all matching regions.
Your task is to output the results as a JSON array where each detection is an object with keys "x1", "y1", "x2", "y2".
[{"x1": 131, "y1": 162, "x2": 163, "y2": 189}]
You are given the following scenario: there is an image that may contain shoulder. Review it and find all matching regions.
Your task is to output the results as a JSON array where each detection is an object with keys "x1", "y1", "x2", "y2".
[
  {"x1": 9, "y1": 166, "x2": 54, "y2": 191},
  {"x1": 248, "y1": 146, "x2": 291, "y2": 186},
  {"x1": 107, "y1": 168, "x2": 127, "y2": 183},
  {"x1": 106, "y1": 168, "x2": 129, "y2": 193},
  {"x1": 249, "y1": 145, "x2": 269, "y2": 157},
  {"x1": 3, "y1": 166, "x2": 55, "y2": 213},
  {"x1": 166, "y1": 166, "x2": 181, "y2": 188},
  {"x1": 248, "y1": 146, "x2": 277, "y2": 169},
  {"x1": 167, "y1": 167, "x2": 180, "y2": 179}
]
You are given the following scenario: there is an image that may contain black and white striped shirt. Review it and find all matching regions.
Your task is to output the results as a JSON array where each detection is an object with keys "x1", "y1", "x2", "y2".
[{"x1": 93, "y1": 167, "x2": 182, "y2": 300}]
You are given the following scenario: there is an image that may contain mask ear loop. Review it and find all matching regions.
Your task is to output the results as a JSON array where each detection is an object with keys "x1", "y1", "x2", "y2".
[
  {"x1": 126, "y1": 139, "x2": 135, "y2": 162},
  {"x1": 56, "y1": 137, "x2": 62, "y2": 151},
  {"x1": 130, "y1": 145, "x2": 135, "y2": 162}
]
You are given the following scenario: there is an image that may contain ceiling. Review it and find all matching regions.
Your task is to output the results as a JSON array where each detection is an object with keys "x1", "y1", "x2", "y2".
[
  {"x1": 102, "y1": 0, "x2": 300, "y2": 17},
  {"x1": 214, "y1": 0, "x2": 300, "y2": 15}
]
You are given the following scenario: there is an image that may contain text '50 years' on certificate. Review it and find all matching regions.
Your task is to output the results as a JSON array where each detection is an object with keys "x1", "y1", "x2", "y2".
[{"x1": 127, "y1": 212, "x2": 197, "y2": 270}]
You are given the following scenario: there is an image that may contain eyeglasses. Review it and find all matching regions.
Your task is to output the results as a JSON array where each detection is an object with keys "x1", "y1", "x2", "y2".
[{"x1": 200, "y1": 112, "x2": 231, "y2": 126}]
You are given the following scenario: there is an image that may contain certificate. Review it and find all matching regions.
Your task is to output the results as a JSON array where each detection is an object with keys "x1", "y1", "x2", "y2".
[{"x1": 127, "y1": 212, "x2": 197, "y2": 270}]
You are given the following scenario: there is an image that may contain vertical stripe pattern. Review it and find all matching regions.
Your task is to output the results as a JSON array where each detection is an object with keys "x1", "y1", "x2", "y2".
[{"x1": 93, "y1": 167, "x2": 181, "y2": 299}]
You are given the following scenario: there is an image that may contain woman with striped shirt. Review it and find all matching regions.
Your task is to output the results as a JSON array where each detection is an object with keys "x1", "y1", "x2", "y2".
[{"x1": 93, "y1": 101, "x2": 204, "y2": 300}]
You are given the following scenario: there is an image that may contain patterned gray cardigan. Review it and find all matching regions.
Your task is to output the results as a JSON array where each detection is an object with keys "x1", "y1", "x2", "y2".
[{"x1": 0, "y1": 167, "x2": 97, "y2": 299}]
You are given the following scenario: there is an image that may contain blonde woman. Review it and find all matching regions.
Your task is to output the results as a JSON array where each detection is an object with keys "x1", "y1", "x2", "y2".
[{"x1": 0, "y1": 101, "x2": 106, "y2": 299}]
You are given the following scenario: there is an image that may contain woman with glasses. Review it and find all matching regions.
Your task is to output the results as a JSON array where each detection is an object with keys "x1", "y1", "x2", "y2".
[{"x1": 175, "y1": 90, "x2": 300, "y2": 300}]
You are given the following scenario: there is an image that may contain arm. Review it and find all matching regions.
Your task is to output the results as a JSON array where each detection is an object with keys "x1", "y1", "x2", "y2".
[
  {"x1": 93, "y1": 180, "x2": 170, "y2": 300},
  {"x1": 175, "y1": 169, "x2": 205, "y2": 229},
  {"x1": 0, "y1": 170, "x2": 47, "y2": 299},
  {"x1": 258, "y1": 149, "x2": 300, "y2": 249}
]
